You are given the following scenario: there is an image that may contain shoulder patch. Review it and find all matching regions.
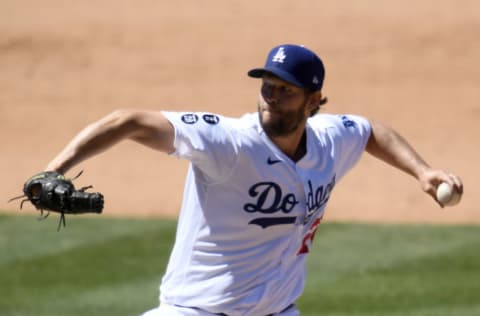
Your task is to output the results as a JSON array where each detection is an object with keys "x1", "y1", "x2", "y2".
[
  {"x1": 181, "y1": 113, "x2": 199, "y2": 124},
  {"x1": 340, "y1": 115, "x2": 356, "y2": 129},
  {"x1": 202, "y1": 114, "x2": 220, "y2": 125}
]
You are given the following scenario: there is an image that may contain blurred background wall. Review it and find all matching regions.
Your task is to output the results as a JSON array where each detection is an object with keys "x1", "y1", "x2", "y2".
[{"x1": 1, "y1": 0, "x2": 478, "y2": 223}]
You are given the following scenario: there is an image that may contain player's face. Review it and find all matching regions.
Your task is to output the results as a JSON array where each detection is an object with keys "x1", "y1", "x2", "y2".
[{"x1": 258, "y1": 75, "x2": 312, "y2": 137}]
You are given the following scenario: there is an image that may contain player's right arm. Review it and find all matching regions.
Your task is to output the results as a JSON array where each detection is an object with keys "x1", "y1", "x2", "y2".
[
  {"x1": 46, "y1": 109, "x2": 175, "y2": 174},
  {"x1": 365, "y1": 120, "x2": 463, "y2": 205}
]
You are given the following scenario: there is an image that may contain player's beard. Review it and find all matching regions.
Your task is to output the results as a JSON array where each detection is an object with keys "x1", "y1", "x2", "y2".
[{"x1": 258, "y1": 101, "x2": 308, "y2": 137}]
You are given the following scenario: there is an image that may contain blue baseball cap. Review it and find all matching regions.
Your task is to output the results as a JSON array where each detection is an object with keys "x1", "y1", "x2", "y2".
[{"x1": 248, "y1": 44, "x2": 325, "y2": 91}]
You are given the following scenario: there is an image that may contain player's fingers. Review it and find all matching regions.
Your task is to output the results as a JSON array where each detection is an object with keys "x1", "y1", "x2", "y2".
[
  {"x1": 429, "y1": 170, "x2": 460, "y2": 191},
  {"x1": 448, "y1": 173, "x2": 463, "y2": 194},
  {"x1": 419, "y1": 170, "x2": 442, "y2": 191},
  {"x1": 419, "y1": 169, "x2": 452, "y2": 208},
  {"x1": 422, "y1": 182, "x2": 436, "y2": 196},
  {"x1": 420, "y1": 181, "x2": 442, "y2": 207},
  {"x1": 426, "y1": 188, "x2": 445, "y2": 208}
]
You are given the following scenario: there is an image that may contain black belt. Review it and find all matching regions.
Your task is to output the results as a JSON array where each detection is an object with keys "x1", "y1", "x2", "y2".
[{"x1": 216, "y1": 303, "x2": 295, "y2": 316}]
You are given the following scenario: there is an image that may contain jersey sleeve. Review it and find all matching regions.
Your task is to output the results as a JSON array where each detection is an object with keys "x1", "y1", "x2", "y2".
[
  {"x1": 327, "y1": 114, "x2": 372, "y2": 180},
  {"x1": 162, "y1": 111, "x2": 238, "y2": 184}
]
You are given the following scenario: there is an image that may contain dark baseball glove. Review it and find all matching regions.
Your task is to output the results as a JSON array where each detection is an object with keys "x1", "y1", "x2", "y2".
[{"x1": 9, "y1": 171, "x2": 104, "y2": 230}]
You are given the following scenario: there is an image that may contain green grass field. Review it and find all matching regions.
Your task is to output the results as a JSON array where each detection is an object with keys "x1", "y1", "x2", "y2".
[{"x1": 1, "y1": 213, "x2": 479, "y2": 316}]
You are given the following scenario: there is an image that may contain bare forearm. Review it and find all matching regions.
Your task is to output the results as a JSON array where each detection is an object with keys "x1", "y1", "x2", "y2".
[
  {"x1": 365, "y1": 121, "x2": 430, "y2": 179},
  {"x1": 46, "y1": 109, "x2": 174, "y2": 174},
  {"x1": 365, "y1": 120, "x2": 463, "y2": 206},
  {"x1": 46, "y1": 111, "x2": 136, "y2": 173}
]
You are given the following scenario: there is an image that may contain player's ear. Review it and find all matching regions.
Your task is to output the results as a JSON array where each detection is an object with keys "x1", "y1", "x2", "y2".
[
  {"x1": 308, "y1": 91, "x2": 324, "y2": 108},
  {"x1": 307, "y1": 91, "x2": 328, "y2": 117}
]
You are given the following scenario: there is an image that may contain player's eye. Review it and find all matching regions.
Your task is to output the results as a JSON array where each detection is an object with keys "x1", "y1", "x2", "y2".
[
  {"x1": 279, "y1": 85, "x2": 294, "y2": 95},
  {"x1": 261, "y1": 83, "x2": 273, "y2": 97}
]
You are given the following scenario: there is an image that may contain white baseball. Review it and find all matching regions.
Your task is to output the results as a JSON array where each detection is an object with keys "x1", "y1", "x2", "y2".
[{"x1": 436, "y1": 182, "x2": 461, "y2": 206}]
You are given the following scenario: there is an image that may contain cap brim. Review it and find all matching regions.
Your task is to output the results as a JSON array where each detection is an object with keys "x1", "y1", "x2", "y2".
[
  {"x1": 247, "y1": 67, "x2": 303, "y2": 88},
  {"x1": 247, "y1": 68, "x2": 267, "y2": 78}
]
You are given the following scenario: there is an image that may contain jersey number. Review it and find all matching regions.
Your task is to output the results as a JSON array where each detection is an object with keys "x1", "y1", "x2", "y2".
[{"x1": 297, "y1": 216, "x2": 323, "y2": 255}]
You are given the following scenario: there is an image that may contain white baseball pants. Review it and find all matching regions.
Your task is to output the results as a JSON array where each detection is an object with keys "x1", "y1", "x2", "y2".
[{"x1": 140, "y1": 303, "x2": 299, "y2": 316}]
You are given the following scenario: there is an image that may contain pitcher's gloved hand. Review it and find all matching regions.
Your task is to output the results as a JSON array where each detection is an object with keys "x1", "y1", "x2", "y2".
[{"x1": 9, "y1": 171, "x2": 103, "y2": 230}]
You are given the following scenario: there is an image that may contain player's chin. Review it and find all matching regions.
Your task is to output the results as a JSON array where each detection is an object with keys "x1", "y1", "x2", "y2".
[
  {"x1": 260, "y1": 115, "x2": 287, "y2": 137},
  {"x1": 259, "y1": 110, "x2": 277, "y2": 128}
]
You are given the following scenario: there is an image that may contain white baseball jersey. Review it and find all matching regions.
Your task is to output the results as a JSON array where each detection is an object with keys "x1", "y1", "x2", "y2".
[{"x1": 159, "y1": 111, "x2": 371, "y2": 316}]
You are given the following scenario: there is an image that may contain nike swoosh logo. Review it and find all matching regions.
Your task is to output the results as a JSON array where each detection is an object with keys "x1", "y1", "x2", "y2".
[{"x1": 267, "y1": 157, "x2": 282, "y2": 165}]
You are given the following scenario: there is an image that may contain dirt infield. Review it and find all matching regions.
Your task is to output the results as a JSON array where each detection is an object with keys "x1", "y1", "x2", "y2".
[{"x1": 1, "y1": 0, "x2": 478, "y2": 223}]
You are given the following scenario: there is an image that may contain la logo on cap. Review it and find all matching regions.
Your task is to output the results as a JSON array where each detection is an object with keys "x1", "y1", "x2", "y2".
[{"x1": 272, "y1": 47, "x2": 286, "y2": 63}]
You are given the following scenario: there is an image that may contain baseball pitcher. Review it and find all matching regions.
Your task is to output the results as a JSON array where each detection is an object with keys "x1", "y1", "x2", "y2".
[{"x1": 16, "y1": 44, "x2": 463, "y2": 316}]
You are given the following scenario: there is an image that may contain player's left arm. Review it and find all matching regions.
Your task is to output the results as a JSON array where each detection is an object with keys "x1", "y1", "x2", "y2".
[
  {"x1": 46, "y1": 109, "x2": 175, "y2": 174},
  {"x1": 365, "y1": 120, "x2": 463, "y2": 206}
]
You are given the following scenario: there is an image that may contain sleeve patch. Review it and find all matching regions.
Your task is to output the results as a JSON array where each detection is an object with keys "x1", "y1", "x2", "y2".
[
  {"x1": 340, "y1": 115, "x2": 357, "y2": 129},
  {"x1": 181, "y1": 113, "x2": 199, "y2": 124},
  {"x1": 203, "y1": 114, "x2": 220, "y2": 125}
]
